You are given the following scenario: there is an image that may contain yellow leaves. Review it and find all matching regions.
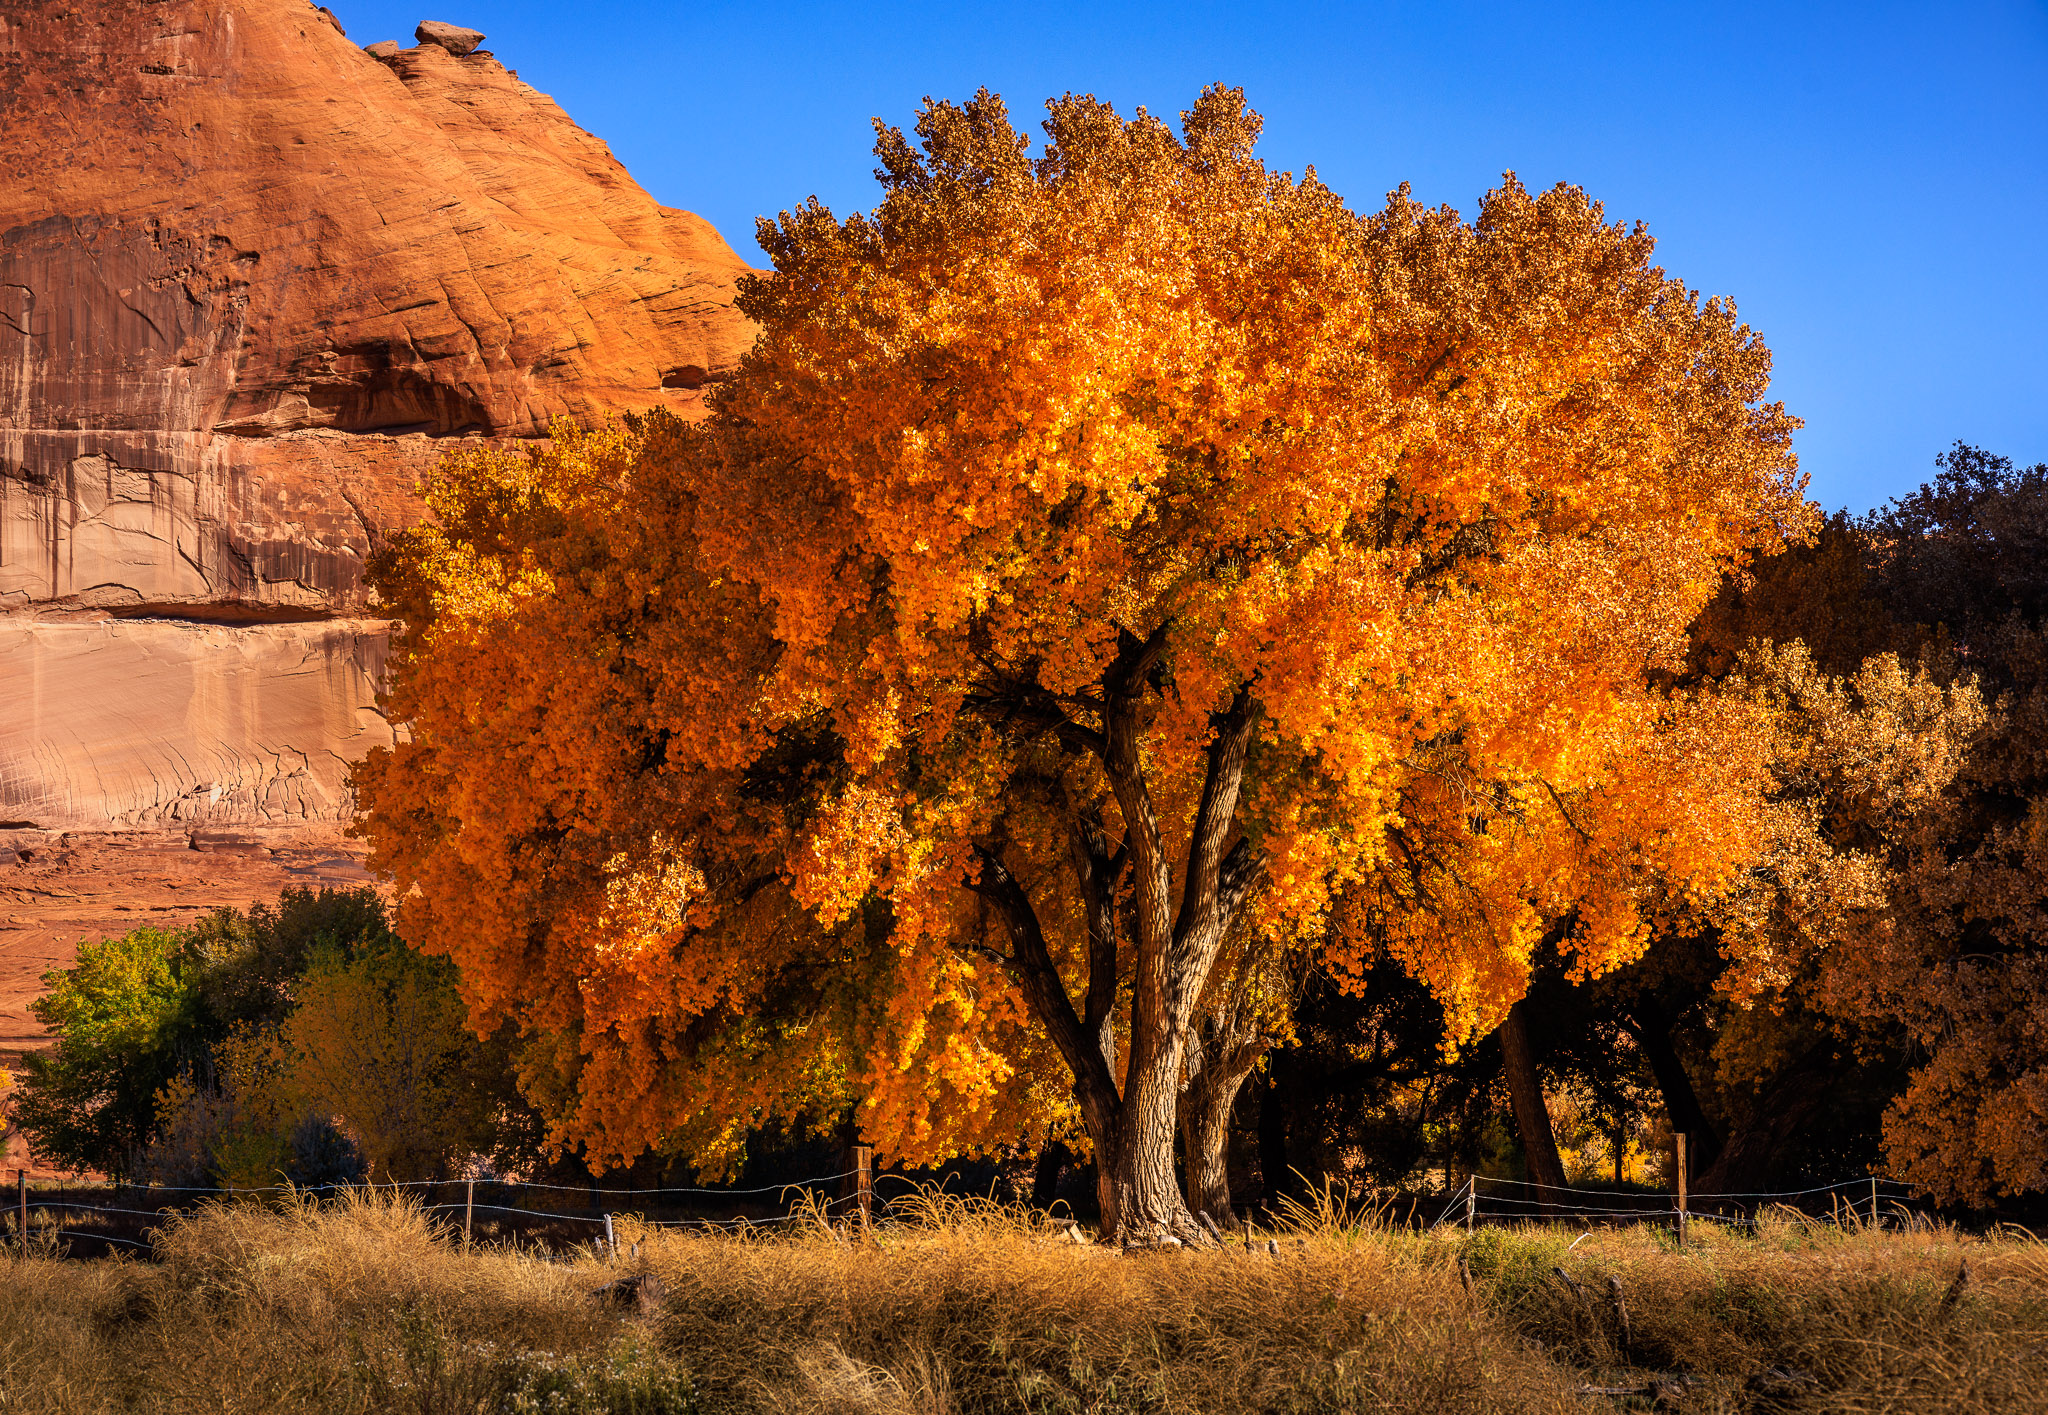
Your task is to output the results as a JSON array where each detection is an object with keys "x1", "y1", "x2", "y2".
[
  {"x1": 361, "y1": 84, "x2": 1820, "y2": 1178},
  {"x1": 598, "y1": 839, "x2": 705, "y2": 958},
  {"x1": 790, "y1": 784, "x2": 909, "y2": 928}
]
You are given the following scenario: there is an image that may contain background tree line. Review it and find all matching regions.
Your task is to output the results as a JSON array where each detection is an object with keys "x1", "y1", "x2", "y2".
[
  {"x1": 10, "y1": 889, "x2": 542, "y2": 1186},
  {"x1": 1238, "y1": 443, "x2": 2048, "y2": 1214}
]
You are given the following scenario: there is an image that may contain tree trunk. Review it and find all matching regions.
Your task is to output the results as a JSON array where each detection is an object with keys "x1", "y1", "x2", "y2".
[
  {"x1": 1093, "y1": 656, "x2": 1264, "y2": 1244},
  {"x1": 1178, "y1": 932, "x2": 1279, "y2": 1231},
  {"x1": 1499, "y1": 999, "x2": 1569, "y2": 1207},
  {"x1": 1623, "y1": 995, "x2": 1723, "y2": 1173},
  {"x1": 1068, "y1": 810, "x2": 1126, "y2": 1237},
  {"x1": 973, "y1": 631, "x2": 1266, "y2": 1247},
  {"x1": 1179, "y1": 1027, "x2": 1265, "y2": 1230},
  {"x1": 1109, "y1": 1039, "x2": 1192, "y2": 1240},
  {"x1": 1694, "y1": 1045, "x2": 1833, "y2": 1197},
  {"x1": 1031, "y1": 1138, "x2": 1071, "y2": 1209},
  {"x1": 969, "y1": 848, "x2": 1127, "y2": 1237}
]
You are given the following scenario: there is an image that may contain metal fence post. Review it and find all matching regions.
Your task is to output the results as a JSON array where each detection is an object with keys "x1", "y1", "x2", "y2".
[{"x1": 464, "y1": 1177, "x2": 474, "y2": 1253}]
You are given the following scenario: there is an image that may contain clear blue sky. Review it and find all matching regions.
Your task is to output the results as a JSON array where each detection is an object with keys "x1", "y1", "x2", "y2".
[{"x1": 336, "y1": 0, "x2": 2047, "y2": 514}]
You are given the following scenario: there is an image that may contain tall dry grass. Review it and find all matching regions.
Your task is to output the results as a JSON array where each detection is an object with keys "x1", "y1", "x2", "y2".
[
  {"x1": 1, "y1": 1185, "x2": 2042, "y2": 1414},
  {"x1": 0, "y1": 1187, "x2": 683, "y2": 1414}
]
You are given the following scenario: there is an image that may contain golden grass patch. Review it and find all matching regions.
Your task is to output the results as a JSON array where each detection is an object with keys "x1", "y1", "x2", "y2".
[{"x1": 0, "y1": 1188, "x2": 2041, "y2": 1414}]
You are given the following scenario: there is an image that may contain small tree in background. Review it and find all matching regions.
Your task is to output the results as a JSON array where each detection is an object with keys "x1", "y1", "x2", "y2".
[
  {"x1": 13, "y1": 927, "x2": 193, "y2": 1178},
  {"x1": 16, "y1": 889, "x2": 527, "y2": 1185},
  {"x1": 267, "y1": 940, "x2": 499, "y2": 1180}
]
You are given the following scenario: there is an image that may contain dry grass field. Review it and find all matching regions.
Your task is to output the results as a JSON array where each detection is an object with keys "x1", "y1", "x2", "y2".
[{"x1": 2, "y1": 1187, "x2": 2042, "y2": 1414}]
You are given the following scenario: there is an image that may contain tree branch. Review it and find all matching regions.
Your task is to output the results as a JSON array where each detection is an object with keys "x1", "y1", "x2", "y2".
[
  {"x1": 1216, "y1": 836, "x2": 1267, "y2": 936},
  {"x1": 961, "y1": 686, "x2": 1107, "y2": 758},
  {"x1": 1174, "y1": 686, "x2": 1260, "y2": 952},
  {"x1": 969, "y1": 845, "x2": 1120, "y2": 1106},
  {"x1": 1542, "y1": 780, "x2": 1593, "y2": 845},
  {"x1": 1068, "y1": 811, "x2": 1129, "y2": 1085}
]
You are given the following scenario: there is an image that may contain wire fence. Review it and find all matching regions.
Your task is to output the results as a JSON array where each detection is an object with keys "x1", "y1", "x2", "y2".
[
  {"x1": 18, "y1": 1172, "x2": 862, "y2": 1198},
  {"x1": 1425, "y1": 1172, "x2": 1925, "y2": 1234},
  {"x1": 3, "y1": 1167, "x2": 869, "y2": 1254},
  {"x1": 10, "y1": 1166, "x2": 1937, "y2": 1256}
]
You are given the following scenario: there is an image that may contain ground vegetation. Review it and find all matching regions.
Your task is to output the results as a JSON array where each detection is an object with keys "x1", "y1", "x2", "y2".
[{"x1": 1, "y1": 1187, "x2": 2038, "y2": 1414}]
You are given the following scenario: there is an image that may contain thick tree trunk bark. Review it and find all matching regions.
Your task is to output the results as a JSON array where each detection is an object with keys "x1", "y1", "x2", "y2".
[
  {"x1": 974, "y1": 630, "x2": 1265, "y2": 1247},
  {"x1": 1499, "y1": 999, "x2": 1569, "y2": 1206},
  {"x1": 1179, "y1": 1029, "x2": 1265, "y2": 1229},
  {"x1": 1109, "y1": 1039, "x2": 1193, "y2": 1240},
  {"x1": 1094, "y1": 652, "x2": 1263, "y2": 1245},
  {"x1": 1624, "y1": 995, "x2": 1723, "y2": 1173}
]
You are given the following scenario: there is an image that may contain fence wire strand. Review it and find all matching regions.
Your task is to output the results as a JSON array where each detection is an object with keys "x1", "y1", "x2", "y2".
[{"x1": 9, "y1": 1165, "x2": 1928, "y2": 1250}]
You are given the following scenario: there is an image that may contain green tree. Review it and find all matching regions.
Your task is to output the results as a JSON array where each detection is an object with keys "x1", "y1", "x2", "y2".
[
  {"x1": 13, "y1": 927, "x2": 193, "y2": 1176},
  {"x1": 267, "y1": 939, "x2": 509, "y2": 1181},
  {"x1": 15, "y1": 887, "x2": 533, "y2": 1184}
]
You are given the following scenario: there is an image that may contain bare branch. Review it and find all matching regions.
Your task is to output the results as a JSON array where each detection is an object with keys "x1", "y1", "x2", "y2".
[{"x1": 1542, "y1": 780, "x2": 1593, "y2": 845}]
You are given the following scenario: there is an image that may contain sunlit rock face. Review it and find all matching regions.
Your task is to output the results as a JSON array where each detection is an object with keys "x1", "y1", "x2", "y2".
[
  {"x1": 0, "y1": 616, "x2": 394, "y2": 832},
  {"x1": 0, "y1": 0, "x2": 754, "y2": 616},
  {"x1": 0, "y1": 0, "x2": 755, "y2": 1047}
]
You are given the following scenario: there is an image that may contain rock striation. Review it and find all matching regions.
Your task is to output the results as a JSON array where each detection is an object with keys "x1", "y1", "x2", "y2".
[
  {"x1": 1, "y1": 617, "x2": 394, "y2": 832},
  {"x1": 0, "y1": 0, "x2": 758, "y2": 1058}
]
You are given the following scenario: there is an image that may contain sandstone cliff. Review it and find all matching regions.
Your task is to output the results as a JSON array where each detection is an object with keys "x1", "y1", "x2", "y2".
[
  {"x1": 0, "y1": 0, "x2": 758, "y2": 1059},
  {"x1": 0, "y1": 0, "x2": 755, "y2": 616}
]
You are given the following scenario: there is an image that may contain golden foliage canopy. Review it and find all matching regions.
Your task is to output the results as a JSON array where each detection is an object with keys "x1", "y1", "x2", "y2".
[{"x1": 358, "y1": 87, "x2": 1809, "y2": 1179}]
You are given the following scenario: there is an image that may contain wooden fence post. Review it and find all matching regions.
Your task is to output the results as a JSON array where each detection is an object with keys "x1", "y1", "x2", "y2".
[
  {"x1": 464, "y1": 1177, "x2": 474, "y2": 1253},
  {"x1": 1675, "y1": 1133, "x2": 1689, "y2": 1246},
  {"x1": 1464, "y1": 1179, "x2": 1475, "y2": 1234},
  {"x1": 851, "y1": 1145, "x2": 873, "y2": 1231}
]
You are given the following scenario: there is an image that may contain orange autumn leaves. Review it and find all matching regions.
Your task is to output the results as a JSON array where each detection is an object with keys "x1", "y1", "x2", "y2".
[{"x1": 357, "y1": 87, "x2": 1810, "y2": 1172}]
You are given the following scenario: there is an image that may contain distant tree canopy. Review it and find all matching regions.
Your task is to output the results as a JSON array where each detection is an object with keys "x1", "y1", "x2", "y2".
[
  {"x1": 1468, "y1": 442, "x2": 2048, "y2": 1208},
  {"x1": 357, "y1": 86, "x2": 1816, "y2": 1241},
  {"x1": 12, "y1": 888, "x2": 532, "y2": 1185},
  {"x1": 1756, "y1": 446, "x2": 2048, "y2": 1203}
]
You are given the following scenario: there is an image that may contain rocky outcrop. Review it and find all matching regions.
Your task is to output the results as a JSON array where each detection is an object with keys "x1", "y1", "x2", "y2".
[
  {"x1": 0, "y1": 0, "x2": 759, "y2": 1058},
  {"x1": 0, "y1": 0, "x2": 755, "y2": 615},
  {"x1": 414, "y1": 20, "x2": 485, "y2": 55}
]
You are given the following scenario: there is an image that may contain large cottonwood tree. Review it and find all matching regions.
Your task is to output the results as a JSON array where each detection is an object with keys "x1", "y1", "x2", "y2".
[{"x1": 358, "y1": 88, "x2": 1807, "y2": 1241}]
